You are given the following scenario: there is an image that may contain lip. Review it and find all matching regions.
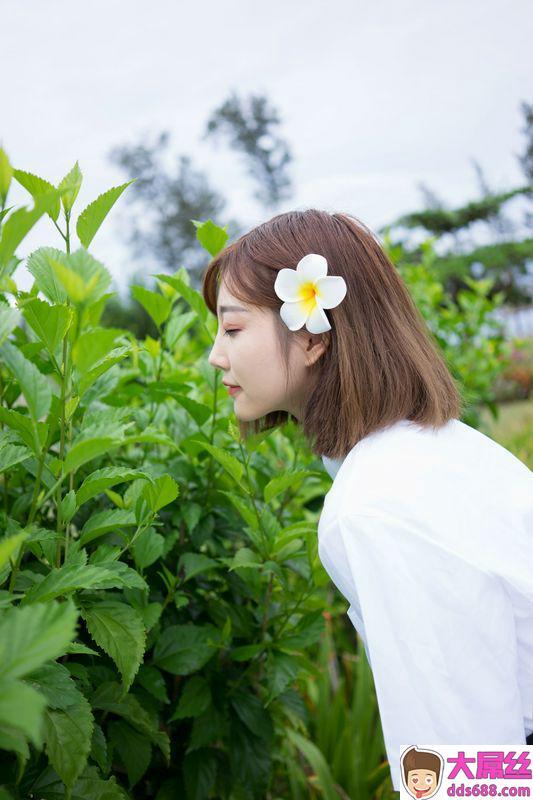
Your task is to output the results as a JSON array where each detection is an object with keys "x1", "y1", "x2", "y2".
[{"x1": 226, "y1": 385, "x2": 241, "y2": 395}]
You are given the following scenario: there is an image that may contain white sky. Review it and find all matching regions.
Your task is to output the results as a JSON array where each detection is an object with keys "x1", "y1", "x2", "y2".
[{"x1": 3, "y1": 0, "x2": 532, "y2": 296}]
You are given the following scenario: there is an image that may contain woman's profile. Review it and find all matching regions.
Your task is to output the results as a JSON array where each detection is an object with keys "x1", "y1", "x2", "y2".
[{"x1": 202, "y1": 208, "x2": 533, "y2": 793}]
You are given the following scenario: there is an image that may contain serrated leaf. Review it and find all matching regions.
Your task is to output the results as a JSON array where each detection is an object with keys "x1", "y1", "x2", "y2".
[
  {"x1": 81, "y1": 601, "x2": 146, "y2": 691},
  {"x1": 0, "y1": 530, "x2": 28, "y2": 569},
  {"x1": 131, "y1": 285, "x2": 172, "y2": 328},
  {"x1": 192, "y1": 218, "x2": 229, "y2": 256},
  {"x1": 76, "y1": 180, "x2": 136, "y2": 248},
  {"x1": 43, "y1": 695, "x2": 94, "y2": 789},
  {"x1": 0, "y1": 340, "x2": 52, "y2": 421},
  {"x1": 0, "y1": 679, "x2": 47, "y2": 746},
  {"x1": 142, "y1": 473, "x2": 179, "y2": 514},
  {"x1": 169, "y1": 675, "x2": 211, "y2": 720},
  {"x1": 190, "y1": 440, "x2": 244, "y2": 486},
  {"x1": 0, "y1": 599, "x2": 78, "y2": 680},
  {"x1": 154, "y1": 624, "x2": 220, "y2": 675}
]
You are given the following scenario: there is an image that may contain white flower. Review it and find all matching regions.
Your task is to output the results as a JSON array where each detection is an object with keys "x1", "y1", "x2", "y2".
[{"x1": 273, "y1": 253, "x2": 347, "y2": 334}]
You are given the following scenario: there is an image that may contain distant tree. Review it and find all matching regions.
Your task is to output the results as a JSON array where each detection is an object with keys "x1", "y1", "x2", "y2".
[
  {"x1": 108, "y1": 92, "x2": 294, "y2": 291},
  {"x1": 516, "y1": 100, "x2": 533, "y2": 231},
  {"x1": 202, "y1": 91, "x2": 294, "y2": 208},
  {"x1": 107, "y1": 131, "x2": 240, "y2": 286}
]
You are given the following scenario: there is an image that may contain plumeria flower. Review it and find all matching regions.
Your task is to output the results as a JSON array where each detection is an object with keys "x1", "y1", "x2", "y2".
[{"x1": 274, "y1": 253, "x2": 347, "y2": 334}]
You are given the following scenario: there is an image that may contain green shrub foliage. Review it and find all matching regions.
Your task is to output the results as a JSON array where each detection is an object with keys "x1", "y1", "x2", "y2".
[{"x1": 0, "y1": 150, "x2": 512, "y2": 799}]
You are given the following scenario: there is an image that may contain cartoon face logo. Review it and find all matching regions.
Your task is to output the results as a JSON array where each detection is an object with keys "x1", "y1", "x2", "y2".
[{"x1": 401, "y1": 746, "x2": 443, "y2": 799}]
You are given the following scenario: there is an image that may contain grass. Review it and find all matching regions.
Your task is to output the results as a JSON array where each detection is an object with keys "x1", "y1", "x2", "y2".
[{"x1": 477, "y1": 395, "x2": 533, "y2": 469}]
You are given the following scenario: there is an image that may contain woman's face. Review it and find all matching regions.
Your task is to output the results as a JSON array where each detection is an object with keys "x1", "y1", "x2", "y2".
[{"x1": 208, "y1": 278, "x2": 327, "y2": 422}]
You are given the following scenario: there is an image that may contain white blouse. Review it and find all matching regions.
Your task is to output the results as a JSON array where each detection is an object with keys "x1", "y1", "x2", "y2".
[{"x1": 318, "y1": 418, "x2": 533, "y2": 792}]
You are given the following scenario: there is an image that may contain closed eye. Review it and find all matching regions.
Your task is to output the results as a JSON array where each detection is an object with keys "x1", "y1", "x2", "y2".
[{"x1": 224, "y1": 329, "x2": 239, "y2": 337}]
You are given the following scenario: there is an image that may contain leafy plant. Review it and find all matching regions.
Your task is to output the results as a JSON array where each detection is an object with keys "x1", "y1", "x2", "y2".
[{"x1": 0, "y1": 148, "x2": 517, "y2": 799}]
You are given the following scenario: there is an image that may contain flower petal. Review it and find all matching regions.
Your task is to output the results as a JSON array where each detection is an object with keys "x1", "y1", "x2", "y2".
[
  {"x1": 274, "y1": 268, "x2": 301, "y2": 302},
  {"x1": 305, "y1": 302, "x2": 331, "y2": 334},
  {"x1": 296, "y1": 254, "x2": 328, "y2": 282},
  {"x1": 279, "y1": 300, "x2": 309, "y2": 331},
  {"x1": 314, "y1": 275, "x2": 347, "y2": 309}
]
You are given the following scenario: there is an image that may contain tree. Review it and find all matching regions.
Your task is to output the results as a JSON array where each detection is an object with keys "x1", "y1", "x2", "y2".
[
  {"x1": 202, "y1": 91, "x2": 294, "y2": 208},
  {"x1": 107, "y1": 131, "x2": 239, "y2": 286}
]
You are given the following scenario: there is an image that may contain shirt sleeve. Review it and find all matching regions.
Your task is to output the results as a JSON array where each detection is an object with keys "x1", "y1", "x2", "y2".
[{"x1": 336, "y1": 511, "x2": 527, "y2": 793}]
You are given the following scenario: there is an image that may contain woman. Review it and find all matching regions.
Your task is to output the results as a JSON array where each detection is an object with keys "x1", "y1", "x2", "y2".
[{"x1": 203, "y1": 208, "x2": 533, "y2": 792}]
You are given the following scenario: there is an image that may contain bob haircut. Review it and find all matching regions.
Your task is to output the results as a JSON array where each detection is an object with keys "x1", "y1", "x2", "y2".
[{"x1": 201, "y1": 208, "x2": 464, "y2": 459}]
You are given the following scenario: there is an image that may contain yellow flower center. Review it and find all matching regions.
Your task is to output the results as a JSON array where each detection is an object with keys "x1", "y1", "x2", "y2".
[{"x1": 299, "y1": 281, "x2": 320, "y2": 312}]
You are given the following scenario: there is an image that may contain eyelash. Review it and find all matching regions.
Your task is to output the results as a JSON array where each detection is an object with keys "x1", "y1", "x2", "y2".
[{"x1": 223, "y1": 329, "x2": 239, "y2": 337}]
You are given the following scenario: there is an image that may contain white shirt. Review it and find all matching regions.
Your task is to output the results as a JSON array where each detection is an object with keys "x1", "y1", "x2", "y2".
[{"x1": 318, "y1": 417, "x2": 533, "y2": 792}]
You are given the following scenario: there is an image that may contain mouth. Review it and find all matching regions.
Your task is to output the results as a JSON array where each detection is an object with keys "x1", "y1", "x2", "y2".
[{"x1": 226, "y1": 385, "x2": 241, "y2": 395}]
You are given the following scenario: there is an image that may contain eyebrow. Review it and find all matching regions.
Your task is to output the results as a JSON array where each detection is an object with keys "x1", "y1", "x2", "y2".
[{"x1": 217, "y1": 305, "x2": 250, "y2": 316}]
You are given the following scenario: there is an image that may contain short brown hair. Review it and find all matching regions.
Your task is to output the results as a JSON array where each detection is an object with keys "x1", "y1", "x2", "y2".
[
  {"x1": 402, "y1": 746, "x2": 442, "y2": 784},
  {"x1": 201, "y1": 209, "x2": 464, "y2": 459}
]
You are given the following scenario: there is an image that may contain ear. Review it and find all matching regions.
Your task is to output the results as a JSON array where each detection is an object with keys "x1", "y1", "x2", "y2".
[{"x1": 301, "y1": 330, "x2": 330, "y2": 367}]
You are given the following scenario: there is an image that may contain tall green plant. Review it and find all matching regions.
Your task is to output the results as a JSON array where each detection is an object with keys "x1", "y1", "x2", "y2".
[{"x1": 0, "y1": 148, "x2": 516, "y2": 799}]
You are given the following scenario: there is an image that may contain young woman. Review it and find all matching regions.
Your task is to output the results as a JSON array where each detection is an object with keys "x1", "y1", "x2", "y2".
[{"x1": 202, "y1": 208, "x2": 533, "y2": 792}]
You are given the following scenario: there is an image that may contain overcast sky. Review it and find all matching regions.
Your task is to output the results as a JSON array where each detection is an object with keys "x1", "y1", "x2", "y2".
[{"x1": 3, "y1": 0, "x2": 532, "y2": 296}]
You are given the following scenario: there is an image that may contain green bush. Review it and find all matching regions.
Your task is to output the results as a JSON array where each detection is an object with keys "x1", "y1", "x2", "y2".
[{"x1": 0, "y1": 151, "x2": 517, "y2": 800}]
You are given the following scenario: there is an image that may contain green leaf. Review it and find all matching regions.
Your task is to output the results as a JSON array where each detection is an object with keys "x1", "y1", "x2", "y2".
[
  {"x1": 108, "y1": 720, "x2": 152, "y2": 787},
  {"x1": 25, "y1": 247, "x2": 68, "y2": 303},
  {"x1": 76, "y1": 466, "x2": 152, "y2": 507},
  {"x1": 276, "y1": 610, "x2": 325, "y2": 651},
  {"x1": 71, "y1": 327, "x2": 125, "y2": 374},
  {"x1": 190, "y1": 440, "x2": 244, "y2": 486},
  {"x1": 154, "y1": 271, "x2": 208, "y2": 325},
  {"x1": 263, "y1": 469, "x2": 309, "y2": 503},
  {"x1": 63, "y1": 436, "x2": 122, "y2": 475},
  {"x1": 43, "y1": 695, "x2": 94, "y2": 790},
  {"x1": 229, "y1": 643, "x2": 265, "y2": 662},
  {"x1": 81, "y1": 601, "x2": 146, "y2": 691},
  {"x1": 131, "y1": 284, "x2": 172, "y2": 328},
  {"x1": 228, "y1": 547, "x2": 261, "y2": 571},
  {"x1": 0, "y1": 190, "x2": 60, "y2": 268},
  {"x1": 164, "y1": 308, "x2": 196, "y2": 349},
  {"x1": 12, "y1": 169, "x2": 61, "y2": 221},
  {"x1": 135, "y1": 664, "x2": 169, "y2": 704},
  {"x1": 0, "y1": 340, "x2": 52, "y2": 421},
  {"x1": 57, "y1": 161, "x2": 82, "y2": 214},
  {"x1": 142, "y1": 473, "x2": 179, "y2": 514},
  {"x1": 21, "y1": 298, "x2": 73, "y2": 357},
  {"x1": 169, "y1": 675, "x2": 211, "y2": 720},
  {"x1": 230, "y1": 686, "x2": 274, "y2": 744},
  {"x1": 76, "y1": 180, "x2": 136, "y2": 248},
  {"x1": 78, "y1": 508, "x2": 136, "y2": 547},
  {"x1": 0, "y1": 530, "x2": 28, "y2": 569},
  {"x1": 25, "y1": 661, "x2": 83, "y2": 710},
  {"x1": 0, "y1": 599, "x2": 78, "y2": 681},
  {"x1": 192, "y1": 218, "x2": 229, "y2": 256},
  {"x1": 0, "y1": 147, "x2": 13, "y2": 203},
  {"x1": 31, "y1": 763, "x2": 129, "y2": 799},
  {"x1": 0, "y1": 407, "x2": 46, "y2": 453},
  {"x1": 0, "y1": 304, "x2": 21, "y2": 347},
  {"x1": 20, "y1": 563, "x2": 145, "y2": 605},
  {"x1": 0, "y1": 679, "x2": 47, "y2": 745},
  {"x1": 168, "y1": 393, "x2": 212, "y2": 427},
  {"x1": 265, "y1": 651, "x2": 300, "y2": 704},
  {"x1": 133, "y1": 527, "x2": 165, "y2": 569},
  {"x1": 91, "y1": 681, "x2": 169, "y2": 761},
  {"x1": 154, "y1": 624, "x2": 220, "y2": 675},
  {"x1": 178, "y1": 552, "x2": 219, "y2": 582},
  {"x1": 286, "y1": 728, "x2": 341, "y2": 800}
]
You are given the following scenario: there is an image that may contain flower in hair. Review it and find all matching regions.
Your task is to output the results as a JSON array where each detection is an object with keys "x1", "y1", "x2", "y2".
[{"x1": 273, "y1": 253, "x2": 347, "y2": 334}]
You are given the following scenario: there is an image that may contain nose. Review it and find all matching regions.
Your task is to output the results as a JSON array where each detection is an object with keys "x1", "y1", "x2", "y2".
[{"x1": 208, "y1": 331, "x2": 229, "y2": 371}]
